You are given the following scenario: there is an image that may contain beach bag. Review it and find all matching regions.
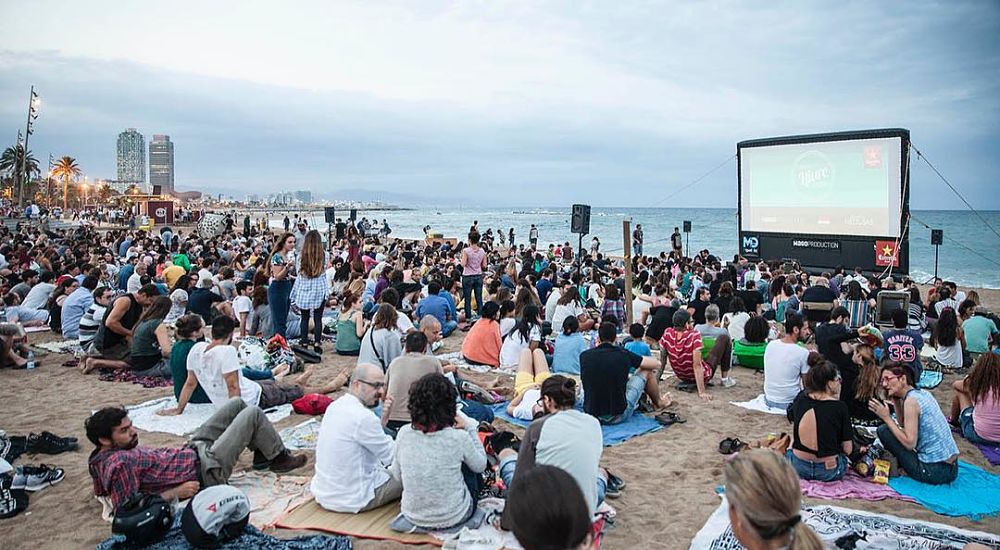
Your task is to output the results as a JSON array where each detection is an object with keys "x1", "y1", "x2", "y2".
[
  {"x1": 292, "y1": 393, "x2": 333, "y2": 415},
  {"x1": 237, "y1": 337, "x2": 269, "y2": 370}
]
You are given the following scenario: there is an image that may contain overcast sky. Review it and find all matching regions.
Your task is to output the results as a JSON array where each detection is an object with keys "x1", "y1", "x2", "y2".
[{"x1": 1, "y1": 0, "x2": 998, "y2": 208}]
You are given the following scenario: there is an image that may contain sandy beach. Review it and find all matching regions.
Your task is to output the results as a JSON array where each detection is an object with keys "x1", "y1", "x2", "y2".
[{"x1": 2, "y1": 288, "x2": 998, "y2": 549}]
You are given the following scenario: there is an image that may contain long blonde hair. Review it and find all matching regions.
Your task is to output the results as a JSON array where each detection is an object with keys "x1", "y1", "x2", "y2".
[
  {"x1": 299, "y1": 230, "x2": 325, "y2": 278},
  {"x1": 724, "y1": 450, "x2": 824, "y2": 550},
  {"x1": 853, "y1": 344, "x2": 881, "y2": 402}
]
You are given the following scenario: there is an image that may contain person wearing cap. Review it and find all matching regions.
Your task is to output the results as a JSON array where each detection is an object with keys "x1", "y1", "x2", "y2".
[
  {"x1": 580, "y1": 322, "x2": 671, "y2": 424},
  {"x1": 85, "y1": 398, "x2": 307, "y2": 512},
  {"x1": 312, "y1": 363, "x2": 401, "y2": 513}
]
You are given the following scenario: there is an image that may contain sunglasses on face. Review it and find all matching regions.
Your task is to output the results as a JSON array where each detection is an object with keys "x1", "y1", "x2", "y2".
[{"x1": 357, "y1": 379, "x2": 385, "y2": 390}]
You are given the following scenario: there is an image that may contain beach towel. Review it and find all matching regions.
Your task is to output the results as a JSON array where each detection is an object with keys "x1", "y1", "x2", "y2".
[
  {"x1": 123, "y1": 396, "x2": 293, "y2": 436},
  {"x1": 729, "y1": 394, "x2": 787, "y2": 415},
  {"x1": 97, "y1": 515, "x2": 352, "y2": 550},
  {"x1": 690, "y1": 496, "x2": 1000, "y2": 550},
  {"x1": 490, "y1": 403, "x2": 662, "y2": 447},
  {"x1": 437, "y1": 352, "x2": 514, "y2": 375},
  {"x1": 917, "y1": 369, "x2": 943, "y2": 389},
  {"x1": 888, "y1": 460, "x2": 1000, "y2": 519},
  {"x1": 280, "y1": 418, "x2": 321, "y2": 450},
  {"x1": 98, "y1": 368, "x2": 173, "y2": 388},
  {"x1": 799, "y1": 470, "x2": 915, "y2": 502},
  {"x1": 275, "y1": 498, "x2": 439, "y2": 546},
  {"x1": 31, "y1": 339, "x2": 81, "y2": 355}
]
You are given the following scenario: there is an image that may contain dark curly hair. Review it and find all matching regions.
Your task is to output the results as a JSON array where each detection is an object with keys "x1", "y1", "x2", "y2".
[
  {"x1": 85, "y1": 406, "x2": 129, "y2": 449},
  {"x1": 407, "y1": 373, "x2": 458, "y2": 432},
  {"x1": 744, "y1": 315, "x2": 770, "y2": 344}
]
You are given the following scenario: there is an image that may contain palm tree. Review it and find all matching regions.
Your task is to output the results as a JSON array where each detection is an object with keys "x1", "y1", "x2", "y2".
[
  {"x1": 51, "y1": 156, "x2": 81, "y2": 211},
  {"x1": 0, "y1": 145, "x2": 40, "y2": 196}
]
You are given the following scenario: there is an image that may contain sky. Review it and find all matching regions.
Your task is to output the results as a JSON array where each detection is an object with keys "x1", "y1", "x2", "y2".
[{"x1": 1, "y1": 0, "x2": 998, "y2": 208}]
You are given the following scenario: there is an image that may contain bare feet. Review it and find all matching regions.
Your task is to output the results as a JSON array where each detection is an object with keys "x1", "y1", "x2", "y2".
[
  {"x1": 80, "y1": 357, "x2": 97, "y2": 374},
  {"x1": 272, "y1": 363, "x2": 291, "y2": 379},
  {"x1": 657, "y1": 392, "x2": 674, "y2": 410}
]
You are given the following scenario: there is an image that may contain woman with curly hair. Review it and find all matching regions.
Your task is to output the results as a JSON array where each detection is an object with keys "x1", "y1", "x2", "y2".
[
  {"x1": 390, "y1": 373, "x2": 487, "y2": 532},
  {"x1": 950, "y1": 353, "x2": 1000, "y2": 445}
]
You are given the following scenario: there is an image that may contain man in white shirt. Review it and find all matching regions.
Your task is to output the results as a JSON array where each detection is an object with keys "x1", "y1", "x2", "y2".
[
  {"x1": 232, "y1": 281, "x2": 254, "y2": 338},
  {"x1": 21, "y1": 271, "x2": 56, "y2": 309},
  {"x1": 163, "y1": 317, "x2": 347, "y2": 414},
  {"x1": 311, "y1": 363, "x2": 402, "y2": 513},
  {"x1": 763, "y1": 312, "x2": 811, "y2": 409},
  {"x1": 126, "y1": 261, "x2": 147, "y2": 293}
]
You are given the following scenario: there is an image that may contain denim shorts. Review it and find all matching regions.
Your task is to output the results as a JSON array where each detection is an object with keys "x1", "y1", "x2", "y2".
[
  {"x1": 960, "y1": 406, "x2": 1000, "y2": 445},
  {"x1": 786, "y1": 450, "x2": 848, "y2": 482}
]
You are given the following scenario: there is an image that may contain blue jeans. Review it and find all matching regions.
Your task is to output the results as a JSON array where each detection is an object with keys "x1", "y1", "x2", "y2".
[
  {"x1": 242, "y1": 367, "x2": 274, "y2": 381},
  {"x1": 498, "y1": 456, "x2": 606, "y2": 506},
  {"x1": 960, "y1": 406, "x2": 1000, "y2": 445},
  {"x1": 462, "y1": 275, "x2": 483, "y2": 319},
  {"x1": 442, "y1": 319, "x2": 459, "y2": 338},
  {"x1": 268, "y1": 279, "x2": 293, "y2": 338},
  {"x1": 786, "y1": 450, "x2": 848, "y2": 482},
  {"x1": 764, "y1": 395, "x2": 793, "y2": 411},
  {"x1": 601, "y1": 372, "x2": 646, "y2": 425},
  {"x1": 459, "y1": 399, "x2": 494, "y2": 424},
  {"x1": 877, "y1": 423, "x2": 958, "y2": 485}
]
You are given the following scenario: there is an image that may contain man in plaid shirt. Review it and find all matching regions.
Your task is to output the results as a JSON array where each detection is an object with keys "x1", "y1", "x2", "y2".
[{"x1": 86, "y1": 398, "x2": 306, "y2": 510}]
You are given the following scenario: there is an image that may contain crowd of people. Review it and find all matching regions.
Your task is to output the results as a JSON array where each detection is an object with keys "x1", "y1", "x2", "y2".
[{"x1": 1, "y1": 208, "x2": 997, "y2": 547}]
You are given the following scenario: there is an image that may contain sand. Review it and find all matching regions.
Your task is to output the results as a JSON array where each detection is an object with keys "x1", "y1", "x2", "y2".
[{"x1": 2, "y1": 287, "x2": 999, "y2": 549}]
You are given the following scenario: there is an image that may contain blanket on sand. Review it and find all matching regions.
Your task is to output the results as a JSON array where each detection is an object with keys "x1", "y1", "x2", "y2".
[
  {"x1": 888, "y1": 460, "x2": 1000, "y2": 519},
  {"x1": 280, "y1": 418, "x2": 321, "y2": 450},
  {"x1": 799, "y1": 470, "x2": 915, "y2": 503},
  {"x1": 97, "y1": 515, "x2": 352, "y2": 550},
  {"x1": 124, "y1": 396, "x2": 293, "y2": 436},
  {"x1": 690, "y1": 496, "x2": 1000, "y2": 550},
  {"x1": 491, "y1": 402, "x2": 662, "y2": 446},
  {"x1": 729, "y1": 394, "x2": 787, "y2": 415}
]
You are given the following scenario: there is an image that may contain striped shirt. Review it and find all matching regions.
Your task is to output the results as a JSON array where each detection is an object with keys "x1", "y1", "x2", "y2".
[
  {"x1": 660, "y1": 328, "x2": 706, "y2": 382},
  {"x1": 906, "y1": 389, "x2": 959, "y2": 463},
  {"x1": 79, "y1": 303, "x2": 107, "y2": 347}
]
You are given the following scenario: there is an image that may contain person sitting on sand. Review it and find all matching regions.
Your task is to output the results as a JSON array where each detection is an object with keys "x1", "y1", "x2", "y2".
[
  {"x1": 505, "y1": 465, "x2": 595, "y2": 550},
  {"x1": 358, "y1": 303, "x2": 404, "y2": 372},
  {"x1": 500, "y1": 305, "x2": 543, "y2": 370},
  {"x1": 169, "y1": 314, "x2": 211, "y2": 405},
  {"x1": 950, "y1": 353, "x2": 1000, "y2": 445},
  {"x1": 933, "y1": 307, "x2": 967, "y2": 370},
  {"x1": 127, "y1": 296, "x2": 174, "y2": 378},
  {"x1": 724, "y1": 449, "x2": 825, "y2": 550},
  {"x1": 581, "y1": 322, "x2": 672, "y2": 424},
  {"x1": 390, "y1": 373, "x2": 487, "y2": 532},
  {"x1": 86, "y1": 399, "x2": 307, "y2": 510},
  {"x1": 81, "y1": 284, "x2": 160, "y2": 374},
  {"x1": 383, "y1": 331, "x2": 444, "y2": 433},
  {"x1": 660, "y1": 310, "x2": 728, "y2": 400},
  {"x1": 763, "y1": 312, "x2": 811, "y2": 410},
  {"x1": 160, "y1": 316, "x2": 347, "y2": 415},
  {"x1": 312, "y1": 363, "x2": 401, "y2": 513},
  {"x1": 499, "y1": 375, "x2": 621, "y2": 529},
  {"x1": 415, "y1": 281, "x2": 458, "y2": 338},
  {"x1": 1, "y1": 292, "x2": 50, "y2": 327},
  {"x1": 461, "y1": 301, "x2": 503, "y2": 367},
  {"x1": 788, "y1": 360, "x2": 856, "y2": 482},
  {"x1": 869, "y1": 362, "x2": 959, "y2": 485},
  {"x1": 694, "y1": 305, "x2": 736, "y2": 384},
  {"x1": 551, "y1": 316, "x2": 590, "y2": 376}
]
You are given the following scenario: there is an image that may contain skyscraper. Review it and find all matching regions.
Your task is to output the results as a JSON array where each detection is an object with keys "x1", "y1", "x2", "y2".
[
  {"x1": 116, "y1": 128, "x2": 145, "y2": 185},
  {"x1": 149, "y1": 134, "x2": 174, "y2": 194}
]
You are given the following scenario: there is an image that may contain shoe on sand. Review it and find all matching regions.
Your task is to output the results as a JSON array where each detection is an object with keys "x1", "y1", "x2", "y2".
[{"x1": 269, "y1": 451, "x2": 307, "y2": 473}]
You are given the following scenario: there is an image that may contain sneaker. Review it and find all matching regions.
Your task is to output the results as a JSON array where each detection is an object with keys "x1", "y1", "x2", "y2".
[
  {"x1": 12, "y1": 464, "x2": 65, "y2": 492},
  {"x1": 268, "y1": 451, "x2": 307, "y2": 473},
  {"x1": 27, "y1": 432, "x2": 78, "y2": 455},
  {"x1": 40, "y1": 431, "x2": 78, "y2": 445},
  {"x1": 721, "y1": 377, "x2": 737, "y2": 388},
  {"x1": 606, "y1": 471, "x2": 626, "y2": 492}
]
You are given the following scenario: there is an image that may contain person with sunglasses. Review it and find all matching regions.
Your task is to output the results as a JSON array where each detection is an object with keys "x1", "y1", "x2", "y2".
[
  {"x1": 787, "y1": 358, "x2": 856, "y2": 481},
  {"x1": 312, "y1": 363, "x2": 402, "y2": 513},
  {"x1": 869, "y1": 362, "x2": 959, "y2": 485}
]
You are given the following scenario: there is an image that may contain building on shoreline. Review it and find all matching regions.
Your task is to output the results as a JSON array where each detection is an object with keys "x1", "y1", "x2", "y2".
[
  {"x1": 116, "y1": 128, "x2": 146, "y2": 190},
  {"x1": 149, "y1": 134, "x2": 175, "y2": 195}
]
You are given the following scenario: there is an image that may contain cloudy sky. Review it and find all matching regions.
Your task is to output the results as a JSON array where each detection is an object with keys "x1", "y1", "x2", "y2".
[{"x1": 1, "y1": 0, "x2": 998, "y2": 207}]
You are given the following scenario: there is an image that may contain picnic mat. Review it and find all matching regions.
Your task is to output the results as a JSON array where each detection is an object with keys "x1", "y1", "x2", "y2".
[
  {"x1": 888, "y1": 460, "x2": 1000, "y2": 519},
  {"x1": 280, "y1": 418, "x2": 321, "y2": 450},
  {"x1": 799, "y1": 470, "x2": 914, "y2": 503},
  {"x1": 275, "y1": 499, "x2": 439, "y2": 546},
  {"x1": 972, "y1": 440, "x2": 1000, "y2": 466},
  {"x1": 918, "y1": 369, "x2": 943, "y2": 389},
  {"x1": 729, "y1": 394, "x2": 787, "y2": 415},
  {"x1": 98, "y1": 368, "x2": 173, "y2": 388},
  {"x1": 98, "y1": 515, "x2": 352, "y2": 550},
  {"x1": 31, "y1": 339, "x2": 81, "y2": 354},
  {"x1": 230, "y1": 471, "x2": 313, "y2": 529},
  {"x1": 690, "y1": 496, "x2": 1000, "y2": 550},
  {"x1": 490, "y1": 403, "x2": 662, "y2": 447},
  {"x1": 437, "y1": 352, "x2": 514, "y2": 375},
  {"x1": 125, "y1": 396, "x2": 293, "y2": 436}
]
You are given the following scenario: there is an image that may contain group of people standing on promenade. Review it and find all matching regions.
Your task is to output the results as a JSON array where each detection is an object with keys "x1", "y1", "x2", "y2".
[{"x1": 0, "y1": 207, "x2": 996, "y2": 549}]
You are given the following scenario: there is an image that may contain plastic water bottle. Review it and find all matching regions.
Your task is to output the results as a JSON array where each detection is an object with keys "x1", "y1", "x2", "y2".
[{"x1": 26, "y1": 351, "x2": 35, "y2": 370}]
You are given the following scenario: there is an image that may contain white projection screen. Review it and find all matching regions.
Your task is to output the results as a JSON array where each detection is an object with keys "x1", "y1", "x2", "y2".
[{"x1": 739, "y1": 134, "x2": 905, "y2": 237}]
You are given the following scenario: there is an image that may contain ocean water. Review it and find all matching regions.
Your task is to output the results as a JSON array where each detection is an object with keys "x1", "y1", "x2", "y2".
[{"x1": 281, "y1": 207, "x2": 1000, "y2": 289}]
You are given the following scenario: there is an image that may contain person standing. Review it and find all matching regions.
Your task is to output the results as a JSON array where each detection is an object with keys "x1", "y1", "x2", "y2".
[
  {"x1": 290, "y1": 230, "x2": 329, "y2": 353},
  {"x1": 509, "y1": 227, "x2": 515, "y2": 247},
  {"x1": 671, "y1": 227, "x2": 683, "y2": 256},
  {"x1": 266, "y1": 233, "x2": 296, "y2": 339},
  {"x1": 528, "y1": 224, "x2": 538, "y2": 249},
  {"x1": 460, "y1": 232, "x2": 487, "y2": 320},
  {"x1": 632, "y1": 224, "x2": 643, "y2": 256}
]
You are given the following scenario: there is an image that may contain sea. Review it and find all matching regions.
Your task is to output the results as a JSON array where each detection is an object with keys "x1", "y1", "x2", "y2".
[{"x1": 276, "y1": 207, "x2": 1000, "y2": 289}]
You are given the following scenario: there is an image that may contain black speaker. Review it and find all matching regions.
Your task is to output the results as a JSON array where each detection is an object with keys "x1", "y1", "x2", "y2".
[
  {"x1": 683, "y1": 220, "x2": 692, "y2": 233},
  {"x1": 152, "y1": 185, "x2": 162, "y2": 196},
  {"x1": 324, "y1": 207, "x2": 336, "y2": 224},
  {"x1": 349, "y1": 209, "x2": 357, "y2": 221},
  {"x1": 570, "y1": 204, "x2": 591, "y2": 235},
  {"x1": 930, "y1": 229, "x2": 943, "y2": 246}
]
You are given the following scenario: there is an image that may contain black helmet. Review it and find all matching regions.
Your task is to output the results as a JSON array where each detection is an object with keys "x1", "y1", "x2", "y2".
[{"x1": 112, "y1": 493, "x2": 174, "y2": 546}]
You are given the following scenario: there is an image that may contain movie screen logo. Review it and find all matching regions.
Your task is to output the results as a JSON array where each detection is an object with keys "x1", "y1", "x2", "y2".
[
  {"x1": 791, "y1": 239, "x2": 840, "y2": 250},
  {"x1": 791, "y1": 150, "x2": 835, "y2": 201},
  {"x1": 741, "y1": 234, "x2": 760, "y2": 256}
]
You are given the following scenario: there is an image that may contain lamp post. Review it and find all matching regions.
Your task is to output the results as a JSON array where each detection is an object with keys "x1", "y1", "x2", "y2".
[{"x1": 16, "y1": 86, "x2": 40, "y2": 208}]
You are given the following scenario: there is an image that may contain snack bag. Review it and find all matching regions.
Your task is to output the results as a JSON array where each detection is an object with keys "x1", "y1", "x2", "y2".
[{"x1": 872, "y1": 459, "x2": 891, "y2": 484}]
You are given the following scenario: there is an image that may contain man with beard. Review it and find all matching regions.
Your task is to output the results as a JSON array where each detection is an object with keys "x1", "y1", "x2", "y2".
[
  {"x1": 86, "y1": 399, "x2": 306, "y2": 509},
  {"x1": 762, "y1": 312, "x2": 812, "y2": 410}
]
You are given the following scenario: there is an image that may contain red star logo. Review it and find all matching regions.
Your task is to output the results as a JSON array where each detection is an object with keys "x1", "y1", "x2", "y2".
[{"x1": 881, "y1": 244, "x2": 894, "y2": 256}]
